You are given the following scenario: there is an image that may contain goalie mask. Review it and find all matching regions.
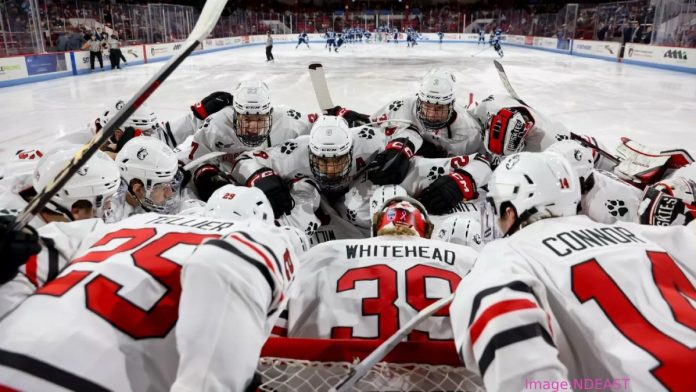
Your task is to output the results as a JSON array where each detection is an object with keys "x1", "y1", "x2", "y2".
[
  {"x1": 484, "y1": 108, "x2": 534, "y2": 160},
  {"x1": 309, "y1": 116, "x2": 353, "y2": 191},
  {"x1": 233, "y1": 80, "x2": 273, "y2": 147},
  {"x1": 416, "y1": 69, "x2": 456, "y2": 131},
  {"x1": 33, "y1": 146, "x2": 120, "y2": 221},
  {"x1": 116, "y1": 136, "x2": 181, "y2": 214},
  {"x1": 372, "y1": 196, "x2": 433, "y2": 238}
]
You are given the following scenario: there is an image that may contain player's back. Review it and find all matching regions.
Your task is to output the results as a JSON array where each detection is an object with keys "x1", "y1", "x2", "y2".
[
  {"x1": 0, "y1": 212, "x2": 253, "y2": 391},
  {"x1": 459, "y1": 214, "x2": 695, "y2": 392},
  {"x1": 287, "y1": 235, "x2": 477, "y2": 341}
]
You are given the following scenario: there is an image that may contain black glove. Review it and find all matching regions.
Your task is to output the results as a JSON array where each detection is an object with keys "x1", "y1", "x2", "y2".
[
  {"x1": 0, "y1": 215, "x2": 41, "y2": 284},
  {"x1": 417, "y1": 169, "x2": 479, "y2": 215},
  {"x1": 194, "y1": 164, "x2": 232, "y2": 202},
  {"x1": 417, "y1": 139, "x2": 448, "y2": 158},
  {"x1": 367, "y1": 138, "x2": 415, "y2": 185},
  {"x1": 191, "y1": 91, "x2": 234, "y2": 120},
  {"x1": 114, "y1": 126, "x2": 142, "y2": 152},
  {"x1": 247, "y1": 168, "x2": 294, "y2": 218},
  {"x1": 325, "y1": 106, "x2": 370, "y2": 128},
  {"x1": 639, "y1": 187, "x2": 696, "y2": 226}
]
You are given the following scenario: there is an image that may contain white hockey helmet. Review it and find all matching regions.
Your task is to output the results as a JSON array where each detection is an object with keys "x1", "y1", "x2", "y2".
[
  {"x1": 484, "y1": 107, "x2": 534, "y2": 159},
  {"x1": 433, "y1": 215, "x2": 483, "y2": 251},
  {"x1": 115, "y1": 136, "x2": 181, "y2": 214},
  {"x1": 487, "y1": 152, "x2": 580, "y2": 234},
  {"x1": 123, "y1": 104, "x2": 162, "y2": 136},
  {"x1": 309, "y1": 116, "x2": 354, "y2": 191},
  {"x1": 416, "y1": 68, "x2": 456, "y2": 130},
  {"x1": 280, "y1": 225, "x2": 311, "y2": 255},
  {"x1": 33, "y1": 146, "x2": 120, "y2": 220},
  {"x1": 372, "y1": 195, "x2": 434, "y2": 238},
  {"x1": 90, "y1": 100, "x2": 126, "y2": 135},
  {"x1": 205, "y1": 184, "x2": 274, "y2": 224},
  {"x1": 369, "y1": 185, "x2": 408, "y2": 226},
  {"x1": 650, "y1": 177, "x2": 696, "y2": 206},
  {"x1": 545, "y1": 140, "x2": 595, "y2": 193},
  {"x1": 233, "y1": 80, "x2": 274, "y2": 147}
]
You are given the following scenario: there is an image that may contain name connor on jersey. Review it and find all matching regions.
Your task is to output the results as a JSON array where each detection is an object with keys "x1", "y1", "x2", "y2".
[
  {"x1": 542, "y1": 226, "x2": 644, "y2": 257},
  {"x1": 345, "y1": 244, "x2": 456, "y2": 265}
]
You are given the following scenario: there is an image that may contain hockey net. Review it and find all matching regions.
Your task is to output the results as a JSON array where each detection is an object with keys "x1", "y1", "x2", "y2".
[{"x1": 257, "y1": 337, "x2": 486, "y2": 391}]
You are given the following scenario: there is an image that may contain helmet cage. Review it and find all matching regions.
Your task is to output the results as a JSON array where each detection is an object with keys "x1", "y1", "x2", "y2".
[
  {"x1": 233, "y1": 109, "x2": 274, "y2": 147},
  {"x1": 309, "y1": 146, "x2": 353, "y2": 191},
  {"x1": 416, "y1": 98, "x2": 454, "y2": 130}
]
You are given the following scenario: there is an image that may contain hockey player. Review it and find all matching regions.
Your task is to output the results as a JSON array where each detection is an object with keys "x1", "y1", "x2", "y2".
[
  {"x1": 176, "y1": 80, "x2": 314, "y2": 200},
  {"x1": 477, "y1": 29, "x2": 486, "y2": 45},
  {"x1": 295, "y1": 31, "x2": 310, "y2": 49},
  {"x1": 230, "y1": 115, "x2": 415, "y2": 218},
  {"x1": 489, "y1": 32, "x2": 504, "y2": 57},
  {"x1": 164, "y1": 91, "x2": 235, "y2": 148},
  {"x1": 546, "y1": 140, "x2": 643, "y2": 224},
  {"x1": 450, "y1": 151, "x2": 696, "y2": 392},
  {"x1": 372, "y1": 68, "x2": 482, "y2": 157},
  {"x1": 281, "y1": 196, "x2": 478, "y2": 340},
  {"x1": 113, "y1": 136, "x2": 184, "y2": 220},
  {"x1": 438, "y1": 30, "x2": 444, "y2": 45},
  {"x1": 335, "y1": 32, "x2": 344, "y2": 52},
  {"x1": 0, "y1": 185, "x2": 304, "y2": 391},
  {"x1": 325, "y1": 29, "x2": 336, "y2": 50},
  {"x1": 0, "y1": 146, "x2": 120, "y2": 229}
]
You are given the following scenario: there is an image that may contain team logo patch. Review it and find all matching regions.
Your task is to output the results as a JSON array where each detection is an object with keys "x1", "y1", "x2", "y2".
[
  {"x1": 573, "y1": 149, "x2": 583, "y2": 161},
  {"x1": 605, "y1": 199, "x2": 628, "y2": 217},
  {"x1": 358, "y1": 128, "x2": 375, "y2": 139},
  {"x1": 136, "y1": 147, "x2": 148, "y2": 160},
  {"x1": 388, "y1": 100, "x2": 404, "y2": 112},
  {"x1": 387, "y1": 209, "x2": 396, "y2": 221},
  {"x1": 305, "y1": 221, "x2": 319, "y2": 235},
  {"x1": 473, "y1": 234, "x2": 482, "y2": 244},
  {"x1": 115, "y1": 100, "x2": 125, "y2": 110},
  {"x1": 280, "y1": 141, "x2": 298, "y2": 155},
  {"x1": 286, "y1": 109, "x2": 301, "y2": 120},
  {"x1": 427, "y1": 166, "x2": 445, "y2": 181},
  {"x1": 437, "y1": 229, "x2": 447, "y2": 239},
  {"x1": 346, "y1": 209, "x2": 357, "y2": 222},
  {"x1": 77, "y1": 166, "x2": 88, "y2": 176}
]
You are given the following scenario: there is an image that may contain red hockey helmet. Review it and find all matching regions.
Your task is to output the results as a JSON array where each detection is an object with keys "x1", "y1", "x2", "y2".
[
  {"x1": 485, "y1": 107, "x2": 534, "y2": 157},
  {"x1": 372, "y1": 196, "x2": 433, "y2": 238}
]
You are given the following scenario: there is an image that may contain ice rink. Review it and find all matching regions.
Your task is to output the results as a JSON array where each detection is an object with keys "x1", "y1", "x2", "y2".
[{"x1": 2, "y1": 40, "x2": 695, "y2": 159}]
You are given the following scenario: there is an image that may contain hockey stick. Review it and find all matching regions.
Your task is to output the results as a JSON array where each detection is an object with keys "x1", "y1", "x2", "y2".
[
  {"x1": 492, "y1": 59, "x2": 530, "y2": 107},
  {"x1": 308, "y1": 63, "x2": 335, "y2": 112},
  {"x1": 13, "y1": 0, "x2": 227, "y2": 230},
  {"x1": 331, "y1": 293, "x2": 455, "y2": 392}
]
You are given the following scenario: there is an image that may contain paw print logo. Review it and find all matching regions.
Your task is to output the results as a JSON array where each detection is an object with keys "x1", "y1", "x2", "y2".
[
  {"x1": 346, "y1": 209, "x2": 357, "y2": 222},
  {"x1": 388, "y1": 100, "x2": 404, "y2": 112},
  {"x1": 280, "y1": 141, "x2": 298, "y2": 155},
  {"x1": 305, "y1": 221, "x2": 319, "y2": 235},
  {"x1": 605, "y1": 199, "x2": 629, "y2": 217},
  {"x1": 286, "y1": 109, "x2": 302, "y2": 120},
  {"x1": 555, "y1": 134, "x2": 570, "y2": 142},
  {"x1": 358, "y1": 127, "x2": 375, "y2": 139},
  {"x1": 0, "y1": 208, "x2": 20, "y2": 215},
  {"x1": 427, "y1": 166, "x2": 445, "y2": 181}
]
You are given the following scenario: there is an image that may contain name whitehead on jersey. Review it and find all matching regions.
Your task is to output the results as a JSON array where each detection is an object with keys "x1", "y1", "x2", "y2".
[
  {"x1": 345, "y1": 244, "x2": 456, "y2": 265},
  {"x1": 542, "y1": 226, "x2": 645, "y2": 257}
]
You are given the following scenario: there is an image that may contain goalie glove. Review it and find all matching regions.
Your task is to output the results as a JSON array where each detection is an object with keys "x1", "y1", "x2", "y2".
[
  {"x1": 417, "y1": 169, "x2": 479, "y2": 215},
  {"x1": 191, "y1": 91, "x2": 234, "y2": 120},
  {"x1": 247, "y1": 168, "x2": 294, "y2": 219},
  {"x1": 638, "y1": 187, "x2": 696, "y2": 226},
  {"x1": 367, "y1": 138, "x2": 415, "y2": 185},
  {"x1": 324, "y1": 106, "x2": 371, "y2": 128},
  {"x1": 0, "y1": 215, "x2": 41, "y2": 284},
  {"x1": 194, "y1": 164, "x2": 232, "y2": 202}
]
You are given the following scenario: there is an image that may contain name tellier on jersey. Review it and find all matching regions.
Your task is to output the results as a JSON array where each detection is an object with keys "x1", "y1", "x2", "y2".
[
  {"x1": 345, "y1": 244, "x2": 456, "y2": 265},
  {"x1": 146, "y1": 215, "x2": 237, "y2": 232}
]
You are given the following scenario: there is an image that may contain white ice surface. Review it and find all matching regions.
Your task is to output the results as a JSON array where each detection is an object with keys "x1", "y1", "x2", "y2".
[{"x1": 1, "y1": 41, "x2": 695, "y2": 162}]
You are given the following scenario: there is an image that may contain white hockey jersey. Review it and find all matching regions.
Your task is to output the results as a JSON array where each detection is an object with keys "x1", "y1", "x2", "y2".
[
  {"x1": 582, "y1": 169, "x2": 643, "y2": 224},
  {"x1": 176, "y1": 105, "x2": 315, "y2": 170},
  {"x1": 0, "y1": 213, "x2": 300, "y2": 392},
  {"x1": 371, "y1": 95, "x2": 482, "y2": 156},
  {"x1": 285, "y1": 235, "x2": 478, "y2": 340},
  {"x1": 450, "y1": 215, "x2": 696, "y2": 392}
]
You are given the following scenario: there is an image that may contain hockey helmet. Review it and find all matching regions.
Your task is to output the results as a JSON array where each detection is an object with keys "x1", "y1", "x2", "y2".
[
  {"x1": 205, "y1": 184, "x2": 274, "y2": 224},
  {"x1": 308, "y1": 116, "x2": 354, "y2": 191},
  {"x1": 433, "y1": 214, "x2": 483, "y2": 251},
  {"x1": 484, "y1": 107, "x2": 534, "y2": 158},
  {"x1": 545, "y1": 140, "x2": 595, "y2": 193},
  {"x1": 416, "y1": 68, "x2": 456, "y2": 131},
  {"x1": 233, "y1": 80, "x2": 273, "y2": 147}
]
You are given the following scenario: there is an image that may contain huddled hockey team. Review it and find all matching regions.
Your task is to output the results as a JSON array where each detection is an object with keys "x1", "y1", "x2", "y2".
[{"x1": 0, "y1": 63, "x2": 694, "y2": 392}]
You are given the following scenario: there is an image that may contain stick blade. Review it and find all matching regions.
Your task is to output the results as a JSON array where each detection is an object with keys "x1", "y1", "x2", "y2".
[{"x1": 308, "y1": 63, "x2": 335, "y2": 111}]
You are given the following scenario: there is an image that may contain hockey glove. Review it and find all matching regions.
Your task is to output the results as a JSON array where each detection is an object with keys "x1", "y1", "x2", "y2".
[
  {"x1": 114, "y1": 127, "x2": 143, "y2": 152},
  {"x1": 0, "y1": 215, "x2": 41, "y2": 284},
  {"x1": 325, "y1": 106, "x2": 371, "y2": 128},
  {"x1": 638, "y1": 187, "x2": 696, "y2": 226},
  {"x1": 367, "y1": 138, "x2": 415, "y2": 185},
  {"x1": 194, "y1": 164, "x2": 232, "y2": 202},
  {"x1": 247, "y1": 168, "x2": 294, "y2": 218},
  {"x1": 417, "y1": 169, "x2": 479, "y2": 215},
  {"x1": 191, "y1": 91, "x2": 234, "y2": 120}
]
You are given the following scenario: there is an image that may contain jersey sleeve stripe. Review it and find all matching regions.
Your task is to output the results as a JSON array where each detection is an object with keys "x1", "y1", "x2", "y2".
[
  {"x1": 469, "y1": 299, "x2": 539, "y2": 344},
  {"x1": 236, "y1": 231, "x2": 284, "y2": 275},
  {"x1": 477, "y1": 322, "x2": 555, "y2": 377},
  {"x1": 0, "y1": 348, "x2": 110, "y2": 392},
  {"x1": 468, "y1": 280, "x2": 541, "y2": 325},
  {"x1": 229, "y1": 234, "x2": 278, "y2": 275},
  {"x1": 42, "y1": 237, "x2": 60, "y2": 283},
  {"x1": 24, "y1": 255, "x2": 38, "y2": 288},
  {"x1": 205, "y1": 239, "x2": 276, "y2": 294}
]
